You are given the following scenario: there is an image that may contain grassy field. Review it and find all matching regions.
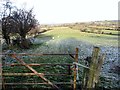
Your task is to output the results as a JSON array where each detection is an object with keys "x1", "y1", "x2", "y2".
[
  {"x1": 30, "y1": 27, "x2": 119, "y2": 89},
  {"x1": 2, "y1": 26, "x2": 119, "y2": 89},
  {"x1": 40, "y1": 26, "x2": 118, "y2": 47}
]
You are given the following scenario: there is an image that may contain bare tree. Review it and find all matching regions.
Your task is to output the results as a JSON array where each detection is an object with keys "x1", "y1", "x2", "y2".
[
  {"x1": 12, "y1": 8, "x2": 38, "y2": 48},
  {"x1": 1, "y1": 0, "x2": 17, "y2": 45},
  {"x1": 1, "y1": 0, "x2": 38, "y2": 48}
]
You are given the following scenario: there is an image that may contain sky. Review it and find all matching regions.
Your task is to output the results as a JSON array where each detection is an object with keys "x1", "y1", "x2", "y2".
[{"x1": 2, "y1": 0, "x2": 120, "y2": 24}]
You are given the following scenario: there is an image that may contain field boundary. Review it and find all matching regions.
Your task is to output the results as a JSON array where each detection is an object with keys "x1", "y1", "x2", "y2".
[
  {"x1": 1, "y1": 47, "x2": 105, "y2": 90},
  {"x1": 1, "y1": 48, "x2": 79, "y2": 90}
]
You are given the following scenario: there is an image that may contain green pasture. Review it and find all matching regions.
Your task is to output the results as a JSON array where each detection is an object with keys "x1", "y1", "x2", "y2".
[
  {"x1": 39, "y1": 27, "x2": 118, "y2": 47},
  {"x1": 2, "y1": 26, "x2": 119, "y2": 89},
  {"x1": 101, "y1": 29, "x2": 119, "y2": 34}
]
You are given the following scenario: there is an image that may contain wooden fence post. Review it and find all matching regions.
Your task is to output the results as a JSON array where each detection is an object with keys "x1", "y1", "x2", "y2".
[
  {"x1": 95, "y1": 54, "x2": 105, "y2": 87},
  {"x1": 87, "y1": 47, "x2": 100, "y2": 89},
  {"x1": 82, "y1": 65, "x2": 89, "y2": 90},
  {"x1": 1, "y1": 63, "x2": 5, "y2": 90},
  {"x1": 73, "y1": 48, "x2": 78, "y2": 90},
  {"x1": 68, "y1": 65, "x2": 71, "y2": 75},
  {"x1": 2, "y1": 76, "x2": 5, "y2": 90},
  {"x1": 82, "y1": 47, "x2": 105, "y2": 90}
]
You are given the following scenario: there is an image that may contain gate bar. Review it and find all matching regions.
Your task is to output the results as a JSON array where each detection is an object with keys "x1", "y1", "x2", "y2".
[
  {"x1": 1, "y1": 73, "x2": 72, "y2": 76},
  {"x1": 0, "y1": 53, "x2": 76, "y2": 56},
  {"x1": 4, "y1": 63, "x2": 73, "y2": 66},
  {"x1": 11, "y1": 54, "x2": 60, "y2": 90}
]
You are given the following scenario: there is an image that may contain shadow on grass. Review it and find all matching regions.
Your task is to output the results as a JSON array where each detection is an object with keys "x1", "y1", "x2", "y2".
[
  {"x1": 30, "y1": 34, "x2": 53, "y2": 49},
  {"x1": 2, "y1": 33, "x2": 54, "y2": 52}
]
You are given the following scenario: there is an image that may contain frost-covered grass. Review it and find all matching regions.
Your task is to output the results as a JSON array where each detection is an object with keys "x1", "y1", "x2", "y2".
[
  {"x1": 2, "y1": 26, "x2": 119, "y2": 89},
  {"x1": 28, "y1": 26, "x2": 119, "y2": 89}
]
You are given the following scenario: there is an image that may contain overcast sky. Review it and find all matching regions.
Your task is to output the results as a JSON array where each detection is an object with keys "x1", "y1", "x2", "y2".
[{"x1": 7, "y1": 0, "x2": 120, "y2": 24}]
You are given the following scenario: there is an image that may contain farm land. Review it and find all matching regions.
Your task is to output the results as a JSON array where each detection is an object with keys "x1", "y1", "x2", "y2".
[{"x1": 2, "y1": 20, "x2": 120, "y2": 89}]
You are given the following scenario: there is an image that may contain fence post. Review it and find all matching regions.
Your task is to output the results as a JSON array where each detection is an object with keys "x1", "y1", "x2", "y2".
[
  {"x1": 95, "y1": 54, "x2": 105, "y2": 87},
  {"x1": 68, "y1": 65, "x2": 71, "y2": 75},
  {"x1": 73, "y1": 48, "x2": 78, "y2": 90},
  {"x1": 2, "y1": 76, "x2": 5, "y2": 90},
  {"x1": 81, "y1": 47, "x2": 105, "y2": 90},
  {"x1": 82, "y1": 65, "x2": 89, "y2": 90},
  {"x1": 86, "y1": 47, "x2": 100, "y2": 89}
]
